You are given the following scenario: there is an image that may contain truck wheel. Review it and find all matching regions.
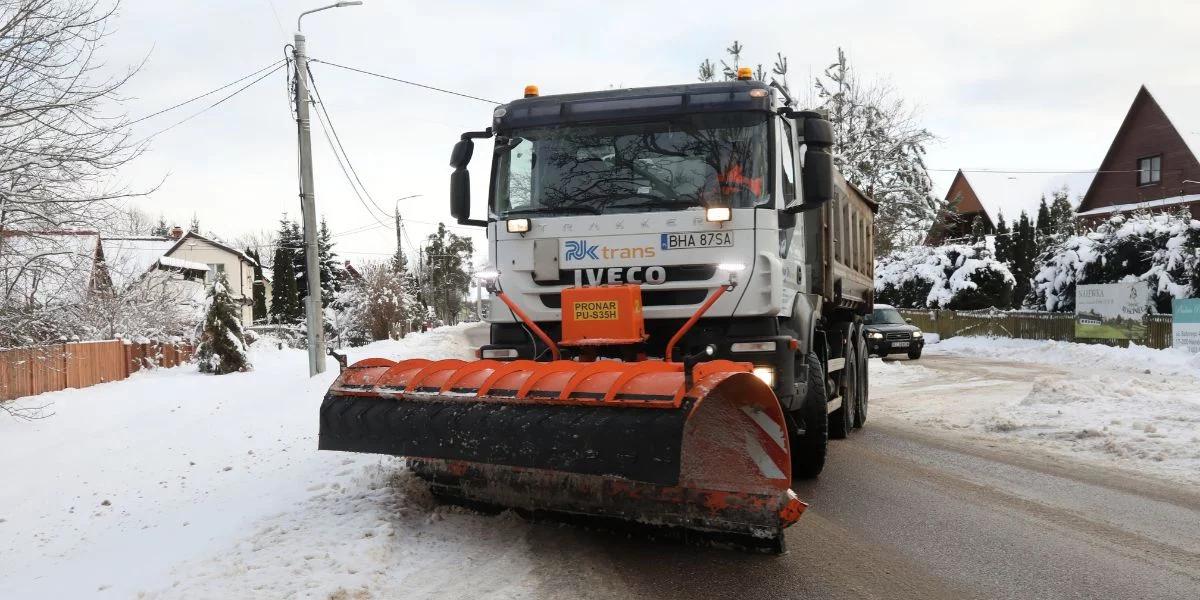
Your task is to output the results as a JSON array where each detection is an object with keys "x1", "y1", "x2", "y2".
[
  {"x1": 829, "y1": 344, "x2": 856, "y2": 439},
  {"x1": 854, "y1": 334, "x2": 868, "y2": 428},
  {"x1": 788, "y1": 351, "x2": 827, "y2": 480},
  {"x1": 907, "y1": 347, "x2": 922, "y2": 360}
]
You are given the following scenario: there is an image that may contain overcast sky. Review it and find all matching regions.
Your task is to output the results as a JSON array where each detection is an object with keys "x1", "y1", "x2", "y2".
[{"x1": 104, "y1": 0, "x2": 1200, "y2": 263}]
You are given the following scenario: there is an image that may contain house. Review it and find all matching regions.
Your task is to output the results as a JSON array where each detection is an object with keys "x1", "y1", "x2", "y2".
[
  {"x1": 925, "y1": 170, "x2": 1093, "y2": 245},
  {"x1": 1076, "y1": 86, "x2": 1200, "y2": 223},
  {"x1": 160, "y1": 227, "x2": 261, "y2": 326}
]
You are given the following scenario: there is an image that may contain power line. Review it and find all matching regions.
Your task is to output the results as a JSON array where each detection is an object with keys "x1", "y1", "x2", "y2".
[
  {"x1": 128, "y1": 60, "x2": 285, "y2": 127},
  {"x1": 309, "y1": 58, "x2": 501, "y2": 105},
  {"x1": 306, "y1": 65, "x2": 395, "y2": 222},
  {"x1": 134, "y1": 63, "x2": 286, "y2": 145},
  {"x1": 929, "y1": 167, "x2": 1164, "y2": 175}
]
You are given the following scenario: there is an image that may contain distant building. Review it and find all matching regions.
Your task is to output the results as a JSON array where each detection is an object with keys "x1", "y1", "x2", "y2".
[
  {"x1": 925, "y1": 170, "x2": 995, "y2": 245},
  {"x1": 1077, "y1": 86, "x2": 1200, "y2": 223},
  {"x1": 162, "y1": 227, "x2": 260, "y2": 326}
]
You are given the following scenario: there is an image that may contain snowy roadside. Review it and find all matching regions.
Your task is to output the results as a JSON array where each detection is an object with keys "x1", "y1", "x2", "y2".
[
  {"x1": 0, "y1": 324, "x2": 549, "y2": 599},
  {"x1": 871, "y1": 337, "x2": 1200, "y2": 485}
]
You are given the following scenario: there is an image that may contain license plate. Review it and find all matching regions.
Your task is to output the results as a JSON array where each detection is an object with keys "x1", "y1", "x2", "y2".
[
  {"x1": 660, "y1": 231, "x2": 733, "y2": 250},
  {"x1": 571, "y1": 300, "x2": 619, "y2": 321},
  {"x1": 892, "y1": 341, "x2": 909, "y2": 347}
]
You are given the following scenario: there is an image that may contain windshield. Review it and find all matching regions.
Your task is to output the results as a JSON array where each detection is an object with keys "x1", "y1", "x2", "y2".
[
  {"x1": 867, "y1": 308, "x2": 907, "y2": 325},
  {"x1": 492, "y1": 111, "x2": 769, "y2": 217}
]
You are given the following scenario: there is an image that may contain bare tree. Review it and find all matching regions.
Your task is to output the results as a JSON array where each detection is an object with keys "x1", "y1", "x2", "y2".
[
  {"x1": 0, "y1": 1, "x2": 146, "y2": 346},
  {"x1": 816, "y1": 48, "x2": 939, "y2": 254}
]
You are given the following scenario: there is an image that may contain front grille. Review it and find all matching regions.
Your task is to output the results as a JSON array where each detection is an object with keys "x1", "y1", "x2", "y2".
[
  {"x1": 532, "y1": 264, "x2": 717, "y2": 286},
  {"x1": 540, "y1": 288, "x2": 708, "y2": 308},
  {"x1": 885, "y1": 332, "x2": 910, "y2": 341}
]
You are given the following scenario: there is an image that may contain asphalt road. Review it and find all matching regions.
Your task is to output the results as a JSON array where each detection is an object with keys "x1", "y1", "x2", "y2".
[{"x1": 507, "y1": 354, "x2": 1200, "y2": 600}]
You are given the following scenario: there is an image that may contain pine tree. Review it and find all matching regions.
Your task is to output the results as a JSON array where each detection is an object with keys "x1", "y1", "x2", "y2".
[
  {"x1": 994, "y1": 212, "x2": 1011, "y2": 264},
  {"x1": 288, "y1": 220, "x2": 307, "y2": 296},
  {"x1": 318, "y1": 217, "x2": 340, "y2": 299},
  {"x1": 1048, "y1": 188, "x2": 1076, "y2": 239},
  {"x1": 247, "y1": 248, "x2": 268, "y2": 323},
  {"x1": 1011, "y1": 211, "x2": 1036, "y2": 307},
  {"x1": 151, "y1": 216, "x2": 170, "y2": 237},
  {"x1": 189, "y1": 214, "x2": 201, "y2": 234},
  {"x1": 269, "y1": 216, "x2": 303, "y2": 324},
  {"x1": 969, "y1": 215, "x2": 987, "y2": 243},
  {"x1": 196, "y1": 274, "x2": 251, "y2": 374}
]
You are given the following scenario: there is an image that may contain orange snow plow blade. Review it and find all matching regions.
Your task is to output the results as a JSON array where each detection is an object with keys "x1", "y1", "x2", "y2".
[{"x1": 319, "y1": 357, "x2": 806, "y2": 549}]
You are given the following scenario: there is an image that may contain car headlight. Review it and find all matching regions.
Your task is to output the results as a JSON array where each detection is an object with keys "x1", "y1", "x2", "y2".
[
  {"x1": 912, "y1": 330, "x2": 923, "y2": 338},
  {"x1": 868, "y1": 332, "x2": 884, "y2": 340},
  {"x1": 752, "y1": 367, "x2": 775, "y2": 388}
]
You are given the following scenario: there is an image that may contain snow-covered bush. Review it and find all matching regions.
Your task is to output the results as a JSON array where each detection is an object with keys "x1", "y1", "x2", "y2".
[
  {"x1": 875, "y1": 240, "x2": 1015, "y2": 310},
  {"x1": 1028, "y1": 211, "x2": 1200, "y2": 312},
  {"x1": 196, "y1": 275, "x2": 251, "y2": 374}
]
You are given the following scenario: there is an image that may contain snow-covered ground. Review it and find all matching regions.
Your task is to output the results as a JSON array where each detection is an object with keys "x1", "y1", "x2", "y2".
[
  {"x1": 0, "y1": 324, "x2": 548, "y2": 599},
  {"x1": 4, "y1": 326, "x2": 1198, "y2": 598},
  {"x1": 872, "y1": 336, "x2": 1200, "y2": 484}
]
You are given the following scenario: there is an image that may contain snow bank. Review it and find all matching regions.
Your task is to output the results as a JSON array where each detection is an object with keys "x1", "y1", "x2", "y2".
[
  {"x1": 873, "y1": 337, "x2": 1200, "y2": 484},
  {"x1": 0, "y1": 324, "x2": 511, "y2": 599}
]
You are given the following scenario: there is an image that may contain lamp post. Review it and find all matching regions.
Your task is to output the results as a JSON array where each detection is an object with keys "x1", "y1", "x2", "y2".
[{"x1": 293, "y1": 1, "x2": 362, "y2": 376}]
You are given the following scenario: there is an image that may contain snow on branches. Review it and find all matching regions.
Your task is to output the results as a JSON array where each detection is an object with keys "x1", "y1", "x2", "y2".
[
  {"x1": 196, "y1": 275, "x2": 251, "y2": 374},
  {"x1": 875, "y1": 239, "x2": 1015, "y2": 310},
  {"x1": 1028, "y1": 211, "x2": 1200, "y2": 313}
]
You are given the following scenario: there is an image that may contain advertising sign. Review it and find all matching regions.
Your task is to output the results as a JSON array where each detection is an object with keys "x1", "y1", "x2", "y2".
[
  {"x1": 1173, "y1": 298, "x2": 1200, "y2": 352},
  {"x1": 1075, "y1": 282, "x2": 1150, "y2": 340}
]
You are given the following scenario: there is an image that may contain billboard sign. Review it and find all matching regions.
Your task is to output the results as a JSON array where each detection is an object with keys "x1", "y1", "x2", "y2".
[
  {"x1": 1075, "y1": 282, "x2": 1150, "y2": 340},
  {"x1": 1173, "y1": 298, "x2": 1200, "y2": 352}
]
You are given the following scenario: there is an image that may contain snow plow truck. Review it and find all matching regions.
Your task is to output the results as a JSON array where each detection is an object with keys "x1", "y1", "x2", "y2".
[{"x1": 319, "y1": 68, "x2": 876, "y2": 552}]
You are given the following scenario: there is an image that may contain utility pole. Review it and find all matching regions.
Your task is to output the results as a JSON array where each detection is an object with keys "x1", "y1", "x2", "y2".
[{"x1": 293, "y1": 1, "x2": 362, "y2": 377}]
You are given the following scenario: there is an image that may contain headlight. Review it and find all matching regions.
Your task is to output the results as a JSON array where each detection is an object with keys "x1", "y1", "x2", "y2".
[
  {"x1": 705, "y1": 206, "x2": 732, "y2": 222},
  {"x1": 731, "y1": 341, "x2": 777, "y2": 353},
  {"x1": 506, "y1": 218, "x2": 530, "y2": 233},
  {"x1": 752, "y1": 367, "x2": 775, "y2": 388},
  {"x1": 868, "y1": 332, "x2": 884, "y2": 340},
  {"x1": 912, "y1": 330, "x2": 923, "y2": 338}
]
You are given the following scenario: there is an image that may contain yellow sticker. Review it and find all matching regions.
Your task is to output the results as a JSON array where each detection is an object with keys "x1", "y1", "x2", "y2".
[{"x1": 572, "y1": 300, "x2": 619, "y2": 321}]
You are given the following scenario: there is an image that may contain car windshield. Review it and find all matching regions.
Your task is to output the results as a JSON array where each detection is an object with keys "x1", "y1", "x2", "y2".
[
  {"x1": 493, "y1": 111, "x2": 769, "y2": 217},
  {"x1": 868, "y1": 308, "x2": 907, "y2": 325}
]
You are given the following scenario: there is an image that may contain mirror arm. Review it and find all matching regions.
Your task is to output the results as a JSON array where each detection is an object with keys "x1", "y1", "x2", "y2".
[{"x1": 461, "y1": 127, "x2": 494, "y2": 141}]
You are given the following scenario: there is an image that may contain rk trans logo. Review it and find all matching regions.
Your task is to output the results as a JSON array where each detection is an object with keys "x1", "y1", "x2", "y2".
[
  {"x1": 563, "y1": 240, "x2": 599, "y2": 261},
  {"x1": 562, "y1": 239, "x2": 656, "y2": 262}
]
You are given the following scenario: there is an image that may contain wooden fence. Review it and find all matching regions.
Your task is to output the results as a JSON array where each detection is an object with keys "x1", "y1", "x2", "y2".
[
  {"x1": 0, "y1": 340, "x2": 194, "y2": 402},
  {"x1": 896, "y1": 308, "x2": 1174, "y2": 350}
]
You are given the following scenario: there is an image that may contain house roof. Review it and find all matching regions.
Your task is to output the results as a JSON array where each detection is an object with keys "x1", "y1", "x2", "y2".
[
  {"x1": 100, "y1": 236, "x2": 178, "y2": 289},
  {"x1": 164, "y1": 231, "x2": 258, "y2": 266},
  {"x1": 0, "y1": 230, "x2": 101, "y2": 305},
  {"x1": 1079, "y1": 84, "x2": 1200, "y2": 211},
  {"x1": 157, "y1": 255, "x2": 210, "y2": 271}
]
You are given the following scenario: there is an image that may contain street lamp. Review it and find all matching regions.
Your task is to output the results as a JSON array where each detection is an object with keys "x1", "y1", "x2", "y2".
[{"x1": 293, "y1": 1, "x2": 363, "y2": 377}]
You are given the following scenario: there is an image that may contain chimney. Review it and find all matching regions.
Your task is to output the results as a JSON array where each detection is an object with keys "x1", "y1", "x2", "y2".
[{"x1": 169, "y1": 226, "x2": 184, "y2": 240}]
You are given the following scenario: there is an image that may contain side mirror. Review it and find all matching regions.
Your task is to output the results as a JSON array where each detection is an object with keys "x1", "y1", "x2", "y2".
[
  {"x1": 905, "y1": 318, "x2": 913, "y2": 324},
  {"x1": 450, "y1": 169, "x2": 471, "y2": 222},
  {"x1": 449, "y1": 139, "x2": 474, "y2": 169},
  {"x1": 802, "y1": 148, "x2": 833, "y2": 207}
]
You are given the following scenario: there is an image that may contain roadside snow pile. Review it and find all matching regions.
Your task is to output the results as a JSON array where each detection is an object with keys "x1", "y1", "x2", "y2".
[
  {"x1": 875, "y1": 240, "x2": 1015, "y2": 309},
  {"x1": 872, "y1": 336, "x2": 1200, "y2": 484},
  {"x1": 0, "y1": 324, "x2": 510, "y2": 599},
  {"x1": 1029, "y1": 211, "x2": 1200, "y2": 312},
  {"x1": 931, "y1": 336, "x2": 1200, "y2": 379}
]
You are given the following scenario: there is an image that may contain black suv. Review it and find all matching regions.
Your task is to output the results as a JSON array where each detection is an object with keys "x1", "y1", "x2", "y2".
[{"x1": 864, "y1": 304, "x2": 924, "y2": 359}]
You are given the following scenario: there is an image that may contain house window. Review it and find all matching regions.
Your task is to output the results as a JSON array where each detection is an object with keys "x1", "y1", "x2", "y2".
[
  {"x1": 206, "y1": 263, "x2": 225, "y2": 283},
  {"x1": 1138, "y1": 155, "x2": 1161, "y2": 185}
]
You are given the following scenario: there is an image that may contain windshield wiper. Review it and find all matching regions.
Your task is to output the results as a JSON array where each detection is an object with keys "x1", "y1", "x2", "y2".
[{"x1": 607, "y1": 199, "x2": 699, "y2": 210}]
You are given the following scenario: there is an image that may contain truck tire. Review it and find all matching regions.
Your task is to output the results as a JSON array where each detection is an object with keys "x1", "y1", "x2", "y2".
[
  {"x1": 788, "y1": 351, "x2": 827, "y2": 480},
  {"x1": 854, "y1": 333, "x2": 868, "y2": 428},
  {"x1": 829, "y1": 343, "x2": 857, "y2": 439}
]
